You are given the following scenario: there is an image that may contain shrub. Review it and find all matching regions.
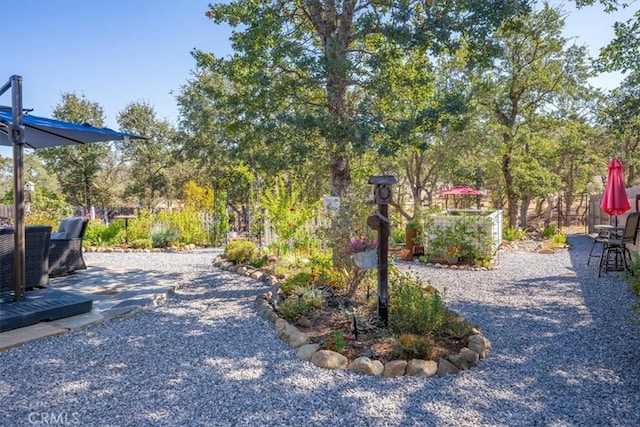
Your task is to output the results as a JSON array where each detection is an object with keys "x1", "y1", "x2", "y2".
[
  {"x1": 397, "y1": 333, "x2": 434, "y2": 360},
  {"x1": 280, "y1": 272, "x2": 316, "y2": 297},
  {"x1": 503, "y1": 226, "x2": 527, "y2": 242},
  {"x1": 130, "y1": 238, "x2": 152, "y2": 249},
  {"x1": 84, "y1": 220, "x2": 124, "y2": 246},
  {"x1": 278, "y1": 286, "x2": 327, "y2": 321},
  {"x1": 223, "y1": 239, "x2": 257, "y2": 264},
  {"x1": 388, "y1": 271, "x2": 445, "y2": 336},
  {"x1": 443, "y1": 311, "x2": 474, "y2": 338},
  {"x1": 551, "y1": 233, "x2": 567, "y2": 246},
  {"x1": 542, "y1": 224, "x2": 558, "y2": 239},
  {"x1": 249, "y1": 255, "x2": 269, "y2": 268},
  {"x1": 150, "y1": 222, "x2": 180, "y2": 248}
]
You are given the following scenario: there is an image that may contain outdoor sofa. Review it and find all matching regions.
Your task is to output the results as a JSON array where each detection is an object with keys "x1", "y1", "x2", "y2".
[
  {"x1": 48, "y1": 217, "x2": 88, "y2": 278},
  {"x1": 0, "y1": 225, "x2": 52, "y2": 292}
]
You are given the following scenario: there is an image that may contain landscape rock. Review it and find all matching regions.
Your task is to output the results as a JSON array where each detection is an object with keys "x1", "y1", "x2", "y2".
[
  {"x1": 274, "y1": 318, "x2": 288, "y2": 333},
  {"x1": 348, "y1": 357, "x2": 384, "y2": 376},
  {"x1": 437, "y1": 358, "x2": 460, "y2": 377},
  {"x1": 406, "y1": 359, "x2": 438, "y2": 378},
  {"x1": 311, "y1": 350, "x2": 348, "y2": 370},
  {"x1": 296, "y1": 343, "x2": 320, "y2": 361},
  {"x1": 383, "y1": 360, "x2": 408, "y2": 378},
  {"x1": 287, "y1": 330, "x2": 309, "y2": 348},
  {"x1": 459, "y1": 347, "x2": 479, "y2": 366},
  {"x1": 468, "y1": 334, "x2": 487, "y2": 359},
  {"x1": 447, "y1": 354, "x2": 471, "y2": 371}
]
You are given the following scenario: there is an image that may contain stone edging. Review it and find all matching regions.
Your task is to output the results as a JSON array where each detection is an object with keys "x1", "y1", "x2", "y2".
[
  {"x1": 212, "y1": 256, "x2": 492, "y2": 379},
  {"x1": 84, "y1": 244, "x2": 198, "y2": 253}
]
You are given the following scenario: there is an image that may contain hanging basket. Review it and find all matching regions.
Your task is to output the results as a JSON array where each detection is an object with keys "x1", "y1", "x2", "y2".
[{"x1": 352, "y1": 249, "x2": 378, "y2": 270}]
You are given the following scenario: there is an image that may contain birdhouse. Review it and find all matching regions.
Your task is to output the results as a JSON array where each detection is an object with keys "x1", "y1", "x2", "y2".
[
  {"x1": 24, "y1": 181, "x2": 34, "y2": 192},
  {"x1": 368, "y1": 175, "x2": 396, "y2": 205}
]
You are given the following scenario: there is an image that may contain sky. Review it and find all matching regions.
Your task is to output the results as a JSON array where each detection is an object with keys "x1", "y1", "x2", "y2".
[{"x1": 0, "y1": 0, "x2": 637, "y2": 136}]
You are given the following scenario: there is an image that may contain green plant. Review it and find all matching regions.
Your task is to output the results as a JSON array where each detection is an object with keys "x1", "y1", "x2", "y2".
[
  {"x1": 625, "y1": 254, "x2": 640, "y2": 297},
  {"x1": 388, "y1": 271, "x2": 445, "y2": 336},
  {"x1": 150, "y1": 222, "x2": 180, "y2": 248},
  {"x1": 130, "y1": 238, "x2": 152, "y2": 249},
  {"x1": 443, "y1": 312, "x2": 474, "y2": 338},
  {"x1": 280, "y1": 272, "x2": 316, "y2": 296},
  {"x1": 325, "y1": 330, "x2": 347, "y2": 352},
  {"x1": 542, "y1": 224, "x2": 558, "y2": 239},
  {"x1": 249, "y1": 255, "x2": 269, "y2": 268},
  {"x1": 278, "y1": 286, "x2": 327, "y2": 321},
  {"x1": 424, "y1": 213, "x2": 494, "y2": 265},
  {"x1": 397, "y1": 333, "x2": 434, "y2": 360},
  {"x1": 503, "y1": 226, "x2": 527, "y2": 242},
  {"x1": 84, "y1": 220, "x2": 124, "y2": 246},
  {"x1": 391, "y1": 226, "x2": 406, "y2": 244},
  {"x1": 223, "y1": 239, "x2": 257, "y2": 264},
  {"x1": 551, "y1": 233, "x2": 567, "y2": 246}
]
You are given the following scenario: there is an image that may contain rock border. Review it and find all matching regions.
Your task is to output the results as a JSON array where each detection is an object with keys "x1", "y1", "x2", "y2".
[
  {"x1": 84, "y1": 244, "x2": 199, "y2": 253},
  {"x1": 213, "y1": 256, "x2": 492, "y2": 379}
]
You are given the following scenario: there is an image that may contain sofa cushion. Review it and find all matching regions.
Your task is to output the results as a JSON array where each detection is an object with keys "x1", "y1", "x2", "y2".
[
  {"x1": 51, "y1": 231, "x2": 68, "y2": 240},
  {"x1": 59, "y1": 217, "x2": 85, "y2": 239}
]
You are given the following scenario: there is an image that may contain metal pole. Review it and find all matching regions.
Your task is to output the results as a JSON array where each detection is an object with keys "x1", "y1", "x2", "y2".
[{"x1": 9, "y1": 75, "x2": 26, "y2": 300}]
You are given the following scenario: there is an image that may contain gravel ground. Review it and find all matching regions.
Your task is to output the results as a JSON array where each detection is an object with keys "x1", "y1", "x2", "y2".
[{"x1": 1, "y1": 235, "x2": 640, "y2": 426}]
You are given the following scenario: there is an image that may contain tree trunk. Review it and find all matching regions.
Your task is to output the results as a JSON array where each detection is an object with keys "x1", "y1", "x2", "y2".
[
  {"x1": 520, "y1": 195, "x2": 530, "y2": 229},
  {"x1": 502, "y1": 152, "x2": 518, "y2": 228}
]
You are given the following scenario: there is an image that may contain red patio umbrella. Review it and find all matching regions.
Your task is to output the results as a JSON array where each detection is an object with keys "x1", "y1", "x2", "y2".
[
  {"x1": 600, "y1": 158, "x2": 630, "y2": 227},
  {"x1": 436, "y1": 185, "x2": 487, "y2": 196},
  {"x1": 436, "y1": 185, "x2": 486, "y2": 209}
]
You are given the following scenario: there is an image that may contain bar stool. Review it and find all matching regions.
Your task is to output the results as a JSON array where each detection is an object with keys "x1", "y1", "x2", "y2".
[
  {"x1": 587, "y1": 225, "x2": 614, "y2": 266},
  {"x1": 598, "y1": 212, "x2": 640, "y2": 277}
]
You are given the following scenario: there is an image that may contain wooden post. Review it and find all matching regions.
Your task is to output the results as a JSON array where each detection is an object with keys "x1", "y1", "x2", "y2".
[{"x1": 368, "y1": 175, "x2": 396, "y2": 326}]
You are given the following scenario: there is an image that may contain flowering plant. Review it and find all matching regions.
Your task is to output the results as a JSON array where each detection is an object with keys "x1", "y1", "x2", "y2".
[
  {"x1": 344, "y1": 238, "x2": 378, "y2": 255},
  {"x1": 446, "y1": 243, "x2": 462, "y2": 258}
]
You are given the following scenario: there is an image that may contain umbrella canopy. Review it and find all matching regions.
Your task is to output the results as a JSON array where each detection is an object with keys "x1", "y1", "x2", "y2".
[
  {"x1": 600, "y1": 158, "x2": 630, "y2": 217},
  {"x1": 436, "y1": 185, "x2": 486, "y2": 197},
  {"x1": 1, "y1": 75, "x2": 142, "y2": 300},
  {"x1": 0, "y1": 108, "x2": 138, "y2": 149}
]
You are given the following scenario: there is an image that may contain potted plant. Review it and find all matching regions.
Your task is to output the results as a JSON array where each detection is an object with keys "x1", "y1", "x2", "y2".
[
  {"x1": 405, "y1": 217, "x2": 424, "y2": 251},
  {"x1": 446, "y1": 243, "x2": 462, "y2": 265},
  {"x1": 344, "y1": 238, "x2": 378, "y2": 269}
]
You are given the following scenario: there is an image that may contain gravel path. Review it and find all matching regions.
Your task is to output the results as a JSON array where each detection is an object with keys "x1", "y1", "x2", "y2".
[{"x1": 1, "y1": 236, "x2": 639, "y2": 426}]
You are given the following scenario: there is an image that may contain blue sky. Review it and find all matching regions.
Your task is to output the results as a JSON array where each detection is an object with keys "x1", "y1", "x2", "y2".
[{"x1": 0, "y1": 0, "x2": 636, "y2": 134}]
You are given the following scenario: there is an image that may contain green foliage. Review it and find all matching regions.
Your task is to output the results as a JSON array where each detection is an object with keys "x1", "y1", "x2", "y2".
[
  {"x1": 625, "y1": 255, "x2": 640, "y2": 297},
  {"x1": 424, "y1": 213, "x2": 494, "y2": 264},
  {"x1": 551, "y1": 233, "x2": 567, "y2": 246},
  {"x1": 259, "y1": 174, "x2": 320, "y2": 243},
  {"x1": 280, "y1": 272, "x2": 316, "y2": 297},
  {"x1": 130, "y1": 238, "x2": 152, "y2": 249},
  {"x1": 542, "y1": 224, "x2": 558, "y2": 239},
  {"x1": 37, "y1": 92, "x2": 111, "y2": 208},
  {"x1": 150, "y1": 222, "x2": 180, "y2": 248},
  {"x1": 278, "y1": 286, "x2": 327, "y2": 322},
  {"x1": 223, "y1": 239, "x2": 257, "y2": 264},
  {"x1": 397, "y1": 333, "x2": 434, "y2": 360},
  {"x1": 325, "y1": 330, "x2": 347, "y2": 353},
  {"x1": 84, "y1": 220, "x2": 124, "y2": 247},
  {"x1": 116, "y1": 101, "x2": 177, "y2": 208},
  {"x1": 248, "y1": 255, "x2": 269, "y2": 268},
  {"x1": 391, "y1": 226, "x2": 406, "y2": 244},
  {"x1": 443, "y1": 312, "x2": 475, "y2": 339},
  {"x1": 388, "y1": 271, "x2": 446, "y2": 336},
  {"x1": 503, "y1": 226, "x2": 527, "y2": 242},
  {"x1": 24, "y1": 188, "x2": 74, "y2": 227}
]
